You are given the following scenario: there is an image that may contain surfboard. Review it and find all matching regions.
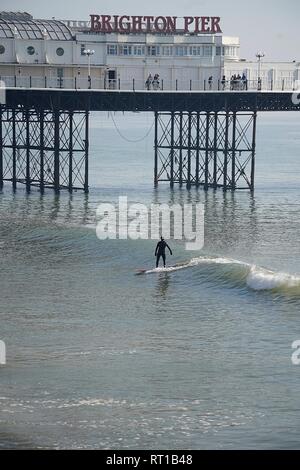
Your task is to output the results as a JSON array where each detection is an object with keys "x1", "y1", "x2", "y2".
[{"x1": 135, "y1": 261, "x2": 188, "y2": 275}]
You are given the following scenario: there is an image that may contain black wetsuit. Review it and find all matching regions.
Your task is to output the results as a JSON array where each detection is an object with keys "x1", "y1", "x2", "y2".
[{"x1": 155, "y1": 240, "x2": 172, "y2": 268}]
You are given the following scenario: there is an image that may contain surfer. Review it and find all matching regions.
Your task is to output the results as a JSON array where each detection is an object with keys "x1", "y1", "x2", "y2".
[{"x1": 155, "y1": 237, "x2": 173, "y2": 268}]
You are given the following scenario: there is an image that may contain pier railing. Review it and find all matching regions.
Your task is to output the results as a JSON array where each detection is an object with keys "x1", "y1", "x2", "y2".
[{"x1": 0, "y1": 76, "x2": 298, "y2": 92}]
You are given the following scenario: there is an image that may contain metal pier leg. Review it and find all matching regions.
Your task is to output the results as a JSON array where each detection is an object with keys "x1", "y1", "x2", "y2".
[
  {"x1": 195, "y1": 112, "x2": 200, "y2": 187},
  {"x1": 12, "y1": 108, "x2": 17, "y2": 191},
  {"x1": 223, "y1": 111, "x2": 230, "y2": 190},
  {"x1": 84, "y1": 110, "x2": 89, "y2": 194},
  {"x1": 231, "y1": 112, "x2": 237, "y2": 190},
  {"x1": 0, "y1": 106, "x2": 3, "y2": 190},
  {"x1": 152, "y1": 109, "x2": 257, "y2": 192},
  {"x1": 68, "y1": 111, "x2": 73, "y2": 193},
  {"x1": 204, "y1": 112, "x2": 210, "y2": 190},
  {"x1": 54, "y1": 110, "x2": 60, "y2": 193},
  {"x1": 213, "y1": 112, "x2": 218, "y2": 189},
  {"x1": 187, "y1": 112, "x2": 192, "y2": 189},
  {"x1": 178, "y1": 112, "x2": 183, "y2": 186},
  {"x1": 40, "y1": 110, "x2": 44, "y2": 193},
  {"x1": 170, "y1": 111, "x2": 175, "y2": 188},
  {"x1": 154, "y1": 111, "x2": 158, "y2": 186},
  {"x1": 251, "y1": 111, "x2": 257, "y2": 192},
  {"x1": 26, "y1": 108, "x2": 30, "y2": 193}
]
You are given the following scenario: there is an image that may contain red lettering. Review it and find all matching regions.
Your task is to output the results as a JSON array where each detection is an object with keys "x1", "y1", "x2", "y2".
[
  {"x1": 184, "y1": 16, "x2": 194, "y2": 33},
  {"x1": 89, "y1": 14, "x2": 221, "y2": 35},
  {"x1": 194, "y1": 17, "x2": 201, "y2": 33},
  {"x1": 119, "y1": 15, "x2": 130, "y2": 32},
  {"x1": 100, "y1": 15, "x2": 112, "y2": 32},
  {"x1": 112, "y1": 15, "x2": 119, "y2": 32},
  {"x1": 200, "y1": 16, "x2": 210, "y2": 33},
  {"x1": 165, "y1": 16, "x2": 177, "y2": 33},
  {"x1": 143, "y1": 16, "x2": 154, "y2": 32},
  {"x1": 211, "y1": 16, "x2": 222, "y2": 33},
  {"x1": 132, "y1": 16, "x2": 143, "y2": 33},
  {"x1": 154, "y1": 16, "x2": 167, "y2": 32},
  {"x1": 90, "y1": 14, "x2": 101, "y2": 31}
]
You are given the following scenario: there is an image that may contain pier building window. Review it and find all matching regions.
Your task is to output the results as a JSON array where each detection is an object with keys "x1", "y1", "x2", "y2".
[
  {"x1": 56, "y1": 47, "x2": 64, "y2": 56},
  {"x1": 107, "y1": 44, "x2": 118, "y2": 55},
  {"x1": 147, "y1": 46, "x2": 160, "y2": 56},
  {"x1": 216, "y1": 46, "x2": 222, "y2": 56},
  {"x1": 162, "y1": 46, "x2": 173, "y2": 56},
  {"x1": 0, "y1": 45, "x2": 5, "y2": 54},
  {"x1": 175, "y1": 46, "x2": 188, "y2": 57},
  {"x1": 80, "y1": 44, "x2": 86, "y2": 55},
  {"x1": 223, "y1": 46, "x2": 237, "y2": 57},
  {"x1": 119, "y1": 45, "x2": 132, "y2": 56},
  {"x1": 189, "y1": 46, "x2": 203, "y2": 56},
  {"x1": 203, "y1": 46, "x2": 212, "y2": 57},
  {"x1": 133, "y1": 45, "x2": 145, "y2": 56},
  {"x1": 27, "y1": 46, "x2": 35, "y2": 55}
]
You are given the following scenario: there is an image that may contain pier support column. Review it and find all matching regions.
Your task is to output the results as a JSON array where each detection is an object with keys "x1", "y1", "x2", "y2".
[
  {"x1": 39, "y1": 110, "x2": 45, "y2": 193},
  {"x1": 68, "y1": 111, "x2": 73, "y2": 193},
  {"x1": 12, "y1": 108, "x2": 16, "y2": 192},
  {"x1": 187, "y1": 112, "x2": 192, "y2": 189},
  {"x1": 0, "y1": 105, "x2": 3, "y2": 190},
  {"x1": 170, "y1": 111, "x2": 175, "y2": 188},
  {"x1": 213, "y1": 112, "x2": 218, "y2": 189},
  {"x1": 250, "y1": 111, "x2": 257, "y2": 192},
  {"x1": 154, "y1": 111, "x2": 158, "y2": 186},
  {"x1": 84, "y1": 110, "x2": 89, "y2": 194},
  {"x1": 223, "y1": 111, "x2": 230, "y2": 191},
  {"x1": 154, "y1": 110, "x2": 258, "y2": 191},
  {"x1": 178, "y1": 112, "x2": 183, "y2": 187},
  {"x1": 204, "y1": 112, "x2": 210, "y2": 190},
  {"x1": 54, "y1": 110, "x2": 60, "y2": 194},
  {"x1": 25, "y1": 108, "x2": 31, "y2": 193},
  {"x1": 195, "y1": 112, "x2": 200, "y2": 187},
  {"x1": 231, "y1": 112, "x2": 237, "y2": 190},
  {"x1": 0, "y1": 107, "x2": 89, "y2": 193}
]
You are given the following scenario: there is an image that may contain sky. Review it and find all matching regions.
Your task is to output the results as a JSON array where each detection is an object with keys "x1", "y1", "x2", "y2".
[{"x1": 1, "y1": 0, "x2": 299, "y2": 61}]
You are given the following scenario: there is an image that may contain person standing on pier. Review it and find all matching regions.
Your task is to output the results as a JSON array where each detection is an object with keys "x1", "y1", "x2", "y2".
[
  {"x1": 145, "y1": 74, "x2": 152, "y2": 90},
  {"x1": 221, "y1": 75, "x2": 226, "y2": 90},
  {"x1": 152, "y1": 74, "x2": 160, "y2": 90}
]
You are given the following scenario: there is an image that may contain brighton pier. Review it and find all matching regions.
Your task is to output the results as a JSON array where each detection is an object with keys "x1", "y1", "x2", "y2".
[
  {"x1": 0, "y1": 11, "x2": 299, "y2": 195},
  {"x1": 90, "y1": 15, "x2": 223, "y2": 34},
  {"x1": 0, "y1": 87, "x2": 300, "y2": 195}
]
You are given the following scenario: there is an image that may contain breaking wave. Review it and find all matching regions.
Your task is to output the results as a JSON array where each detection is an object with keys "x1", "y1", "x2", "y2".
[{"x1": 141, "y1": 256, "x2": 300, "y2": 294}]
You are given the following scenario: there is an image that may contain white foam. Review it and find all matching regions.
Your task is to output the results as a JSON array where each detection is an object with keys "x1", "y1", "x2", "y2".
[
  {"x1": 246, "y1": 266, "x2": 300, "y2": 291},
  {"x1": 190, "y1": 256, "x2": 246, "y2": 267},
  {"x1": 145, "y1": 256, "x2": 246, "y2": 274},
  {"x1": 144, "y1": 255, "x2": 300, "y2": 293},
  {"x1": 144, "y1": 256, "x2": 246, "y2": 275}
]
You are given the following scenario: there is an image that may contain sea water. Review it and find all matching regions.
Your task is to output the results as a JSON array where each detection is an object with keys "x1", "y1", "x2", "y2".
[{"x1": 0, "y1": 111, "x2": 300, "y2": 449}]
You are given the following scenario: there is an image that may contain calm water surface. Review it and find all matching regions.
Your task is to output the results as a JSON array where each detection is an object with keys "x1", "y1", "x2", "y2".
[{"x1": 0, "y1": 111, "x2": 300, "y2": 449}]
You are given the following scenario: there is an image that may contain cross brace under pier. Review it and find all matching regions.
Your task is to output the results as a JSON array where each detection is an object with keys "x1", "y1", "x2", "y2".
[
  {"x1": 0, "y1": 106, "x2": 89, "y2": 193},
  {"x1": 154, "y1": 111, "x2": 257, "y2": 190}
]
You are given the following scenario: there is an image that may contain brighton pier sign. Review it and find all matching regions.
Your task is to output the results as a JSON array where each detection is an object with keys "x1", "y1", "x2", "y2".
[{"x1": 90, "y1": 15, "x2": 222, "y2": 34}]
